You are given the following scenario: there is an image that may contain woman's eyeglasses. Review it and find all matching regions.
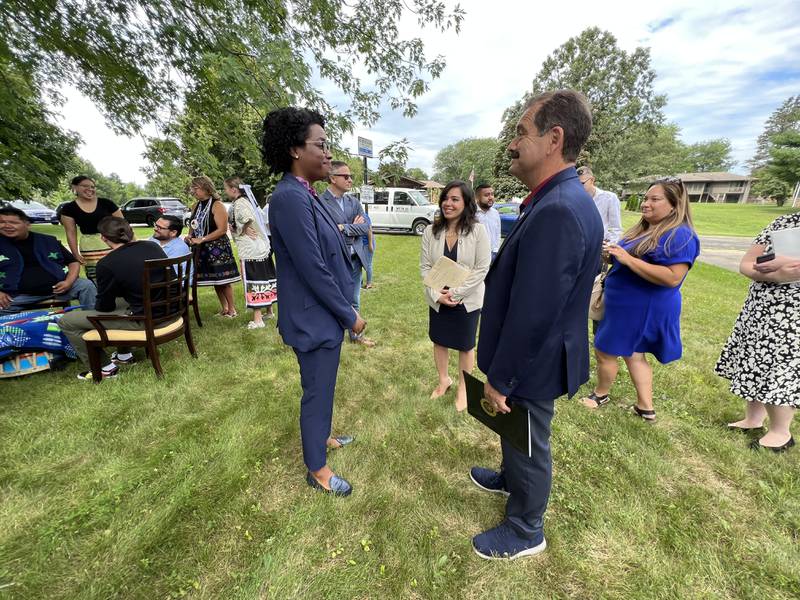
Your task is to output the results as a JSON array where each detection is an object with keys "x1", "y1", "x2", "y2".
[{"x1": 304, "y1": 140, "x2": 331, "y2": 153}]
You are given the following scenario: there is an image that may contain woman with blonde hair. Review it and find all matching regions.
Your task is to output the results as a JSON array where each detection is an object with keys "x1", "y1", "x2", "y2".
[
  {"x1": 224, "y1": 176, "x2": 277, "y2": 328},
  {"x1": 59, "y1": 175, "x2": 124, "y2": 282},
  {"x1": 581, "y1": 178, "x2": 700, "y2": 421},
  {"x1": 186, "y1": 175, "x2": 240, "y2": 317}
]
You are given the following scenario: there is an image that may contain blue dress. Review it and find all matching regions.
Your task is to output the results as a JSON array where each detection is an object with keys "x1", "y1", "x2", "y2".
[{"x1": 595, "y1": 225, "x2": 700, "y2": 364}]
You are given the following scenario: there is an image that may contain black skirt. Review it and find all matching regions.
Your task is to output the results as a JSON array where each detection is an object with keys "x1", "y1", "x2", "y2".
[{"x1": 428, "y1": 305, "x2": 480, "y2": 351}]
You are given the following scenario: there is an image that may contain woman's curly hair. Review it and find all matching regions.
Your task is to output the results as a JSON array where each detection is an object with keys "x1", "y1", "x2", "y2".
[{"x1": 261, "y1": 107, "x2": 326, "y2": 175}]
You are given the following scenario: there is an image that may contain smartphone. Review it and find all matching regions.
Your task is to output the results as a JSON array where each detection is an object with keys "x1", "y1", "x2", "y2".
[{"x1": 756, "y1": 253, "x2": 775, "y2": 264}]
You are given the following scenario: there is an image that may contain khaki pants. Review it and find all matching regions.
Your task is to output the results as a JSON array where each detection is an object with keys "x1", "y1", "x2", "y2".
[{"x1": 60, "y1": 299, "x2": 144, "y2": 366}]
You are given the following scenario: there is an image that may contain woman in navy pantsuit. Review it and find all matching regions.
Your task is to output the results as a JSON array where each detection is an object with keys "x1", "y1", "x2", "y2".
[{"x1": 261, "y1": 107, "x2": 366, "y2": 496}]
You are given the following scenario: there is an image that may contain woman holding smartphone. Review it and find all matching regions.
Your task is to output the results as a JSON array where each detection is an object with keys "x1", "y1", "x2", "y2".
[{"x1": 715, "y1": 211, "x2": 800, "y2": 452}]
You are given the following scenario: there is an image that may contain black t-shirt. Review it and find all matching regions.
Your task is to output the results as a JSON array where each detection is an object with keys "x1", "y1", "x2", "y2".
[
  {"x1": 95, "y1": 241, "x2": 168, "y2": 315},
  {"x1": 13, "y1": 237, "x2": 76, "y2": 295},
  {"x1": 60, "y1": 198, "x2": 119, "y2": 234}
]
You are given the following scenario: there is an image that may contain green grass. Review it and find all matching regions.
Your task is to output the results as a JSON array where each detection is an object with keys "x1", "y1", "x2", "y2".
[
  {"x1": 1, "y1": 228, "x2": 799, "y2": 599},
  {"x1": 622, "y1": 202, "x2": 797, "y2": 237}
]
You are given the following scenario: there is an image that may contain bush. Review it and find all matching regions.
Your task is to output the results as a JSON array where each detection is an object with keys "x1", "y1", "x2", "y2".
[{"x1": 625, "y1": 193, "x2": 640, "y2": 211}]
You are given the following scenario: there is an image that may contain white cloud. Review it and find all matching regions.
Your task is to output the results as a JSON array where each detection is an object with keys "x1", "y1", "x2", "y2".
[{"x1": 49, "y1": 0, "x2": 800, "y2": 184}]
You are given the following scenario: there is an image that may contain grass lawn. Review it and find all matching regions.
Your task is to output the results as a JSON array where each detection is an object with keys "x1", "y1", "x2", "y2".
[
  {"x1": 1, "y1": 228, "x2": 799, "y2": 599},
  {"x1": 622, "y1": 203, "x2": 798, "y2": 238}
]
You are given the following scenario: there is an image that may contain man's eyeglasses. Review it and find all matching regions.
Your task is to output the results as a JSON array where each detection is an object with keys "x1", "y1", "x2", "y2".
[
  {"x1": 153, "y1": 224, "x2": 170, "y2": 231},
  {"x1": 305, "y1": 140, "x2": 331, "y2": 153},
  {"x1": 331, "y1": 173, "x2": 353, "y2": 180}
]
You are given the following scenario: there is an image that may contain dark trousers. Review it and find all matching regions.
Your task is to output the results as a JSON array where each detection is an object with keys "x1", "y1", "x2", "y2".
[
  {"x1": 501, "y1": 397, "x2": 555, "y2": 538},
  {"x1": 294, "y1": 344, "x2": 342, "y2": 472}
]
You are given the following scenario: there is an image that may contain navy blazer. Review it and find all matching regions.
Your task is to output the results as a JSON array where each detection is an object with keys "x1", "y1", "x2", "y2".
[
  {"x1": 269, "y1": 174, "x2": 357, "y2": 352},
  {"x1": 319, "y1": 189, "x2": 370, "y2": 267},
  {"x1": 477, "y1": 167, "x2": 604, "y2": 403}
]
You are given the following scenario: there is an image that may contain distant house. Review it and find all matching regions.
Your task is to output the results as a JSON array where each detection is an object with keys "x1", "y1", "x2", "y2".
[
  {"x1": 367, "y1": 175, "x2": 444, "y2": 202},
  {"x1": 621, "y1": 172, "x2": 755, "y2": 203}
]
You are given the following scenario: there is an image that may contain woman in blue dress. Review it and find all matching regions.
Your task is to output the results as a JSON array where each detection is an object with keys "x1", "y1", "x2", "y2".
[{"x1": 580, "y1": 178, "x2": 700, "y2": 421}]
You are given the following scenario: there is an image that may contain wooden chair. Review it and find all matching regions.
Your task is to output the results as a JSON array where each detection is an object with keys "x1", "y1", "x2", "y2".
[
  {"x1": 189, "y1": 246, "x2": 203, "y2": 328},
  {"x1": 83, "y1": 254, "x2": 197, "y2": 383}
]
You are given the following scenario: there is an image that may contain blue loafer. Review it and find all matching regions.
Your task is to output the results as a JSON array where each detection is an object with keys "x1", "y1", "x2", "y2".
[
  {"x1": 472, "y1": 521, "x2": 546, "y2": 560},
  {"x1": 305, "y1": 472, "x2": 353, "y2": 497},
  {"x1": 328, "y1": 435, "x2": 355, "y2": 450}
]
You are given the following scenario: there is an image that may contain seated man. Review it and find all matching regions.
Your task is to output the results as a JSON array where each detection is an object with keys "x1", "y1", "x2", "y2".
[
  {"x1": 60, "y1": 216, "x2": 168, "y2": 381},
  {"x1": 0, "y1": 206, "x2": 96, "y2": 314},
  {"x1": 149, "y1": 215, "x2": 191, "y2": 260}
]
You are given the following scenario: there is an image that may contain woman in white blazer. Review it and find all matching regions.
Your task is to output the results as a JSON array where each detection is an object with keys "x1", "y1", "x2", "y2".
[{"x1": 420, "y1": 181, "x2": 492, "y2": 411}]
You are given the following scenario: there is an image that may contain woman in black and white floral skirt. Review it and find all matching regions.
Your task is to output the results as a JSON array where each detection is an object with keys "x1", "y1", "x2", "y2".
[{"x1": 715, "y1": 211, "x2": 800, "y2": 452}]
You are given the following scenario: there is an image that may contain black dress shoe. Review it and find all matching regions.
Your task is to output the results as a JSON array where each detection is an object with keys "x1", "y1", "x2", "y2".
[{"x1": 749, "y1": 436, "x2": 795, "y2": 453}]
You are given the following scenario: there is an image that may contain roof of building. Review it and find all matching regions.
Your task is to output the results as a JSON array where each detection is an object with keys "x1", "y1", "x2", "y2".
[{"x1": 625, "y1": 172, "x2": 754, "y2": 185}]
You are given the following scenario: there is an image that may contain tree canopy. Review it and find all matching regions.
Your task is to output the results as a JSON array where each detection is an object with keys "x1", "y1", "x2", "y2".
[
  {"x1": 749, "y1": 95, "x2": 800, "y2": 171},
  {"x1": 433, "y1": 138, "x2": 496, "y2": 186},
  {"x1": 0, "y1": 56, "x2": 81, "y2": 198},
  {"x1": 490, "y1": 28, "x2": 740, "y2": 197},
  {"x1": 3, "y1": 0, "x2": 464, "y2": 135},
  {"x1": 3, "y1": 0, "x2": 463, "y2": 198},
  {"x1": 493, "y1": 28, "x2": 667, "y2": 197}
]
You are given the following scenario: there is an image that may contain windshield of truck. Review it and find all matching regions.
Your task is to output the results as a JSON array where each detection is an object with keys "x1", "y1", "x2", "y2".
[{"x1": 409, "y1": 190, "x2": 430, "y2": 205}]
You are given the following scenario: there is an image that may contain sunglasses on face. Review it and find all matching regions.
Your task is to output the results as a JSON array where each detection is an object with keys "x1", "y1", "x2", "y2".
[{"x1": 332, "y1": 173, "x2": 353, "y2": 180}]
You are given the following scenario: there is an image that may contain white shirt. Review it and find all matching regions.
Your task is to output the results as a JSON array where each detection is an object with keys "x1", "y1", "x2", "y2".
[
  {"x1": 592, "y1": 187, "x2": 622, "y2": 243},
  {"x1": 475, "y1": 206, "x2": 502, "y2": 252}
]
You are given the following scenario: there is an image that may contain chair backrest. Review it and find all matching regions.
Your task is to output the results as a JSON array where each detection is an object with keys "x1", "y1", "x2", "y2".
[{"x1": 142, "y1": 254, "x2": 193, "y2": 330}]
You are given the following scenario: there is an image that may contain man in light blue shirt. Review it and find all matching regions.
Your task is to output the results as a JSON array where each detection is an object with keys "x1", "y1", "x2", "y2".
[
  {"x1": 577, "y1": 167, "x2": 622, "y2": 243},
  {"x1": 474, "y1": 183, "x2": 501, "y2": 260},
  {"x1": 148, "y1": 215, "x2": 192, "y2": 274}
]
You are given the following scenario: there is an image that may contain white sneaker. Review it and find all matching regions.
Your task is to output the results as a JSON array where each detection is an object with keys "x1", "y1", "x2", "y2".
[{"x1": 247, "y1": 321, "x2": 266, "y2": 329}]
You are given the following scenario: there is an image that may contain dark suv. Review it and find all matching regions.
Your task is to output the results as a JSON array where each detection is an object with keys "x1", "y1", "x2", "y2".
[{"x1": 120, "y1": 197, "x2": 189, "y2": 226}]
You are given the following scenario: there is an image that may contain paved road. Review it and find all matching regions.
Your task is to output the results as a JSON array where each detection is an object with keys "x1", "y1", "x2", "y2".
[{"x1": 697, "y1": 235, "x2": 752, "y2": 272}]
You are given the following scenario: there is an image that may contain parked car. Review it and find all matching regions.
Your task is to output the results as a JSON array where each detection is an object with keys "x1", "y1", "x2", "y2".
[
  {"x1": 495, "y1": 202, "x2": 521, "y2": 237},
  {"x1": 0, "y1": 200, "x2": 59, "y2": 224},
  {"x1": 357, "y1": 188, "x2": 438, "y2": 235},
  {"x1": 120, "y1": 197, "x2": 189, "y2": 226}
]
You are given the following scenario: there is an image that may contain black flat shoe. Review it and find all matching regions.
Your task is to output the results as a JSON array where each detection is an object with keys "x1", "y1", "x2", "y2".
[
  {"x1": 749, "y1": 436, "x2": 795, "y2": 453},
  {"x1": 727, "y1": 424, "x2": 764, "y2": 434}
]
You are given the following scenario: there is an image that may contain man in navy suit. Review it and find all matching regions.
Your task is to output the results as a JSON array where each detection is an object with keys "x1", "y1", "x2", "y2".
[
  {"x1": 470, "y1": 90, "x2": 603, "y2": 559},
  {"x1": 321, "y1": 161, "x2": 377, "y2": 347},
  {"x1": 261, "y1": 107, "x2": 366, "y2": 497}
]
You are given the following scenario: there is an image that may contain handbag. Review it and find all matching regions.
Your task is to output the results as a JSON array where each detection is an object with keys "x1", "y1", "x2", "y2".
[{"x1": 589, "y1": 269, "x2": 607, "y2": 321}]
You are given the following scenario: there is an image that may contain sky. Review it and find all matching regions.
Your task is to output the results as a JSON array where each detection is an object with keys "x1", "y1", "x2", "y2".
[{"x1": 55, "y1": 0, "x2": 800, "y2": 185}]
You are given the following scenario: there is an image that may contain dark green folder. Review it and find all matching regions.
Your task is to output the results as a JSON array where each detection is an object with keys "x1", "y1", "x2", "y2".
[{"x1": 464, "y1": 371, "x2": 530, "y2": 455}]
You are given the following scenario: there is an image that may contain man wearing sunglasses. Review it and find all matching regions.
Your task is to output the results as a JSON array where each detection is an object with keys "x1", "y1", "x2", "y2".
[{"x1": 320, "y1": 161, "x2": 377, "y2": 347}]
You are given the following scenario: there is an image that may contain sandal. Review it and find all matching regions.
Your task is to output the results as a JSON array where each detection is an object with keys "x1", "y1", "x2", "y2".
[
  {"x1": 580, "y1": 391, "x2": 610, "y2": 409},
  {"x1": 631, "y1": 405, "x2": 656, "y2": 422}
]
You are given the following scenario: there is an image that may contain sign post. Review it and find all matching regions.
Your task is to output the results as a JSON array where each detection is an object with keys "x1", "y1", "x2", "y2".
[{"x1": 357, "y1": 136, "x2": 374, "y2": 213}]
